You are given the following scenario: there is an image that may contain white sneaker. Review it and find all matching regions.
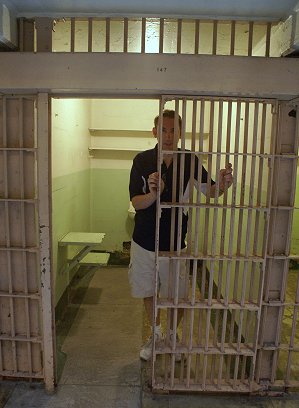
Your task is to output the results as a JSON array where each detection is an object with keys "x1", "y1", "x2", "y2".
[{"x1": 140, "y1": 330, "x2": 163, "y2": 361}]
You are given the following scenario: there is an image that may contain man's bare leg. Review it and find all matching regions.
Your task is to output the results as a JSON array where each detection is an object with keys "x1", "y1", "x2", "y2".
[{"x1": 143, "y1": 296, "x2": 160, "y2": 326}]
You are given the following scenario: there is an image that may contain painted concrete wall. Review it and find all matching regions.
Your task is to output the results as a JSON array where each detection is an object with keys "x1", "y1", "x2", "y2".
[
  {"x1": 52, "y1": 98, "x2": 91, "y2": 304},
  {"x1": 89, "y1": 99, "x2": 159, "y2": 251}
]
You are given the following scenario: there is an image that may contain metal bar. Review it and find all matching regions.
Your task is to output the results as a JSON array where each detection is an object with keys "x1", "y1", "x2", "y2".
[
  {"x1": 70, "y1": 18, "x2": 75, "y2": 52},
  {"x1": 37, "y1": 93, "x2": 55, "y2": 392},
  {"x1": 170, "y1": 100, "x2": 179, "y2": 253},
  {"x1": 194, "y1": 100, "x2": 205, "y2": 257},
  {"x1": 254, "y1": 101, "x2": 280, "y2": 387},
  {"x1": 218, "y1": 101, "x2": 232, "y2": 301},
  {"x1": 250, "y1": 104, "x2": 267, "y2": 305},
  {"x1": 203, "y1": 100, "x2": 214, "y2": 256},
  {"x1": 230, "y1": 21, "x2": 236, "y2": 55},
  {"x1": 35, "y1": 18, "x2": 53, "y2": 52},
  {"x1": 2, "y1": 98, "x2": 12, "y2": 376},
  {"x1": 169, "y1": 101, "x2": 186, "y2": 383},
  {"x1": 157, "y1": 299, "x2": 259, "y2": 311},
  {"x1": 245, "y1": 102, "x2": 259, "y2": 258},
  {"x1": 88, "y1": 18, "x2": 93, "y2": 52},
  {"x1": 194, "y1": 20, "x2": 200, "y2": 54},
  {"x1": 265, "y1": 22, "x2": 272, "y2": 57},
  {"x1": 186, "y1": 100, "x2": 197, "y2": 253},
  {"x1": 159, "y1": 18, "x2": 164, "y2": 54},
  {"x1": 123, "y1": 18, "x2": 128, "y2": 53},
  {"x1": 105, "y1": 18, "x2": 110, "y2": 52},
  {"x1": 19, "y1": 18, "x2": 24, "y2": 52},
  {"x1": 248, "y1": 21, "x2": 254, "y2": 56},
  {"x1": 228, "y1": 101, "x2": 241, "y2": 258},
  {"x1": 19, "y1": 98, "x2": 33, "y2": 376},
  {"x1": 211, "y1": 101, "x2": 222, "y2": 255},
  {"x1": 212, "y1": 20, "x2": 218, "y2": 55},
  {"x1": 152, "y1": 98, "x2": 164, "y2": 389},
  {"x1": 177, "y1": 19, "x2": 182, "y2": 54},
  {"x1": 141, "y1": 18, "x2": 146, "y2": 53},
  {"x1": 5, "y1": 100, "x2": 18, "y2": 375}
]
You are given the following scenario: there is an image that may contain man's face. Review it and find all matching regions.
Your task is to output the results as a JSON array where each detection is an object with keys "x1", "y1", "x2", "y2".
[{"x1": 153, "y1": 116, "x2": 181, "y2": 151}]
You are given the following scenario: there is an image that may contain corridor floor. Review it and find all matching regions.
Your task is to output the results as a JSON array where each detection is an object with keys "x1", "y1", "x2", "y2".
[
  {"x1": 1, "y1": 265, "x2": 299, "y2": 408},
  {"x1": 2, "y1": 266, "x2": 143, "y2": 408}
]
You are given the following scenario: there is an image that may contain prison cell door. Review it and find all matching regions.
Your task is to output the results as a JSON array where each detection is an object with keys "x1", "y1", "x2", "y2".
[
  {"x1": 152, "y1": 96, "x2": 299, "y2": 393},
  {"x1": 0, "y1": 94, "x2": 55, "y2": 391}
]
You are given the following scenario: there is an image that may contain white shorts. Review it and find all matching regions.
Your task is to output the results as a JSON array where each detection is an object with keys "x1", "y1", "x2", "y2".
[{"x1": 128, "y1": 240, "x2": 187, "y2": 299}]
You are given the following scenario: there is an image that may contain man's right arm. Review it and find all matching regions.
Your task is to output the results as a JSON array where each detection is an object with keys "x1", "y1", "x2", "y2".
[
  {"x1": 131, "y1": 172, "x2": 164, "y2": 210},
  {"x1": 131, "y1": 192, "x2": 157, "y2": 210}
]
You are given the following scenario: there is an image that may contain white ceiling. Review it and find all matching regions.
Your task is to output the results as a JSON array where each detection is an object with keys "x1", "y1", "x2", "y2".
[{"x1": 6, "y1": 0, "x2": 299, "y2": 20}]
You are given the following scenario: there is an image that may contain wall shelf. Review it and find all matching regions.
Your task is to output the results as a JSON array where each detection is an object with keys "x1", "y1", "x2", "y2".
[
  {"x1": 88, "y1": 128, "x2": 209, "y2": 156},
  {"x1": 89, "y1": 128, "x2": 155, "y2": 154},
  {"x1": 88, "y1": 147, "x2": 142, "y2": 152}
]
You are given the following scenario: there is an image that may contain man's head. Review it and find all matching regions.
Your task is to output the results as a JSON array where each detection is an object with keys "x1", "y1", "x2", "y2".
[{"x1": 152, "y1": 110, "x2": 182, "y2": 151}]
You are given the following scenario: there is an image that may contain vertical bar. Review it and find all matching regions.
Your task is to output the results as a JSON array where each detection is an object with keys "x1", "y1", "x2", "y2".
[
  {"x1": 217, "y1": 354, "x2": 224, "y2": 389},
  {"x1": 19, "y1": 18, "x2": 24, "y2": 52},
  {"x1": 19, "y1": 98, "x2": 33, "y2": 375},
  {"x1": 230, "y1": 21, "x2": 236, "y2": 55},
  {"x1": 285, "y1": 306, "x2": 298, "y2": 385},
  {"x1": 194, "y1": 100, "x2": 205, "y2": 257},
  {"x1": 70, "y1": 18, "x2": 75, "y2": 52},
  {"x1": 194, "y1": 20, "x2": 200, "y2": 54},
  {"x1": 218, "y1": 101, "x2": 232, "y2": 301},
  {"x1": 123, "y1": 18, "x2": 129, "y2": 53},
  {"x1": 141, "y1": 18, "x2": 146, "y2": 53},
  {"x1": 254, "y1": 101, "x2": 280, "y2": 388},
  {"x1": 250, "y1": 104, "x2": 267, "y2": 303},
  {"x1": 105, "y1": 18, "x2": 110, "y2": 52},
  {"x1": 212, "y1": 20, "x2": 218, "y2": 55},
  {"x1": 35, "y1": 18, "x2": 53, "y2": 52},
  {"x1": 177, "y1": 19, "x2": 182, "y2": 54},
  {"x1": 245, "y1": 102, "x2": 259, "y2": 258},
  {"x1": 202, "y1": 354, "x2": 208, "y2": 390},
  {"x1": 210, "y1": 100, "x2": 223, "y2": 386},
  {"x1": 4, "y1": 98, "x2": 18, "y2": 373},
  {"x1": 37, "y1": 93, "x2": 55, "y2": 392},
  {"x1": 3, "y1": 98, "x2": 14, "y2": 373},
  {"x1": 265, "y1": 22, "x2": 272, "y2": 57},
  {"x1": 195, "y1": 310, "x2": 202, "y2": 383},
  {"x1": 248, "y1": 21, "x2": 254, "y2": 56},
  {"x1": 159, "y1": 18, "x2": 164, "y2": 54},
  {"x1": 170, "y1": 100, "x2": 179, "y2": 252},
  {"x1": 211, "y1": 100, "x2": 222, "y2": 256},
  {"x1": 236, "y1": 102, "x2": 249, "y2": 250},
  {"x1": 186, "y1": 100, "x2": 197, "y2": 253},
  {"x1": 88, "y1": 18, "x2": 93, "y2": 52},
  {"x1": 174, "y1": 100, "x2": 187, "y2": 302},
  {"x1": 203, "y1": 101, "x2": 214, "y2": 256},
  {"x1": 152, "y1": 99, "x2": 164, "y2": 389},
  {"x1": 22, "y1": 19, "x2": 35, "y2": 52},
  {"x1": 229, "y1": 101, "x2": 241, "y2": 258}
]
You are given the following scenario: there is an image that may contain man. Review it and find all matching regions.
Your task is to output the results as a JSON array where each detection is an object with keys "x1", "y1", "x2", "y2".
[{"x1": 129, "y1": 109, "x2": 233, "y2": 361}]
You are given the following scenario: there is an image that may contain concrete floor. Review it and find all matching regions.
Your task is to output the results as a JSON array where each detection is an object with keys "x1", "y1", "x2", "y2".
[{"x1": 1, "y1": 266, "x2": 299, "y2": 408}]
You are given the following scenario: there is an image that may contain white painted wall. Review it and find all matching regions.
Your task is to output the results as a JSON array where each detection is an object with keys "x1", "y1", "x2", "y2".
[{"x1": 52, "y1": 98, "x2": 90, "y2": 177}]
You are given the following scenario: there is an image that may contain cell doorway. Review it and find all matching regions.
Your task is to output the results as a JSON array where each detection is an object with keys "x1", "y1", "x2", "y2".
[
  {"x1": 51, "y1": 96, "x2": 299, "y2": 394},
  {"x1": 52, "y1": 97, "x2": 162, "y2": 389}
]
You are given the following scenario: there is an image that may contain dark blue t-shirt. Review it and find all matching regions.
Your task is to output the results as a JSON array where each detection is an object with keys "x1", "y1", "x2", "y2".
[{"x1": 129, "y1": 145, "x2": 212, "y2": 252}]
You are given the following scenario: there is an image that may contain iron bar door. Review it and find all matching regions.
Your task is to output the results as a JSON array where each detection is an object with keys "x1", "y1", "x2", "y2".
[{"x1": 152, "y1": 95, "x2": 299, "y2": 393}]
